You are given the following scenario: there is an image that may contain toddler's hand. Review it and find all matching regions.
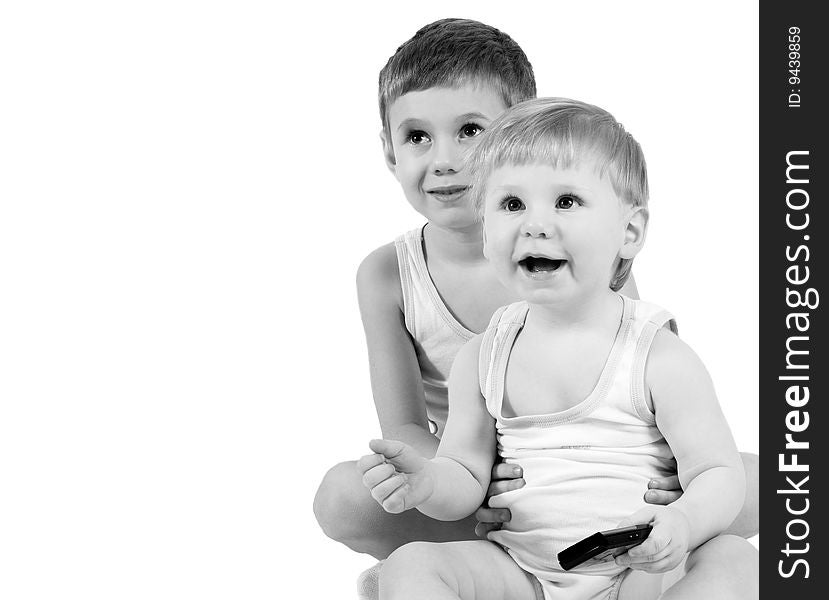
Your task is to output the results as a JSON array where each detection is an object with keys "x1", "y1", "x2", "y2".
[
  {"x1": 474, "y1": 462, "x2": 524, "y2": 539},
  {"x1": 357, "y1": 439, "x2": 434, "y2": 514},
  {"x1": 614, "y1": 506, "x2": 690, "y2": 573}
]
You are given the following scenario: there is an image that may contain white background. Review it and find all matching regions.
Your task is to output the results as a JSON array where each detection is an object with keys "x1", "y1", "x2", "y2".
[{"x1": 1, "y1": 1, "x2": 758, "y2": 598}]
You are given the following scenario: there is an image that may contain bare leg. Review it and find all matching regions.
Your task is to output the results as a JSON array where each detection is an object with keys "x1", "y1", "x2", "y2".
[
  {"x1": 313, "y1": 460, "x2": 479, "y2": 560},
  {"x1": 620, "y1": 535, "x2": 758, "y2": 600},
  {"x1": 380, "y1": 541, "x2": 539, "y2": 600},
  {"x1": 660, "y1": 535, "x2": 758, "y2": 600},
  {"x1": 617, "y1": 570, "x2": 664, "y2": 600}
]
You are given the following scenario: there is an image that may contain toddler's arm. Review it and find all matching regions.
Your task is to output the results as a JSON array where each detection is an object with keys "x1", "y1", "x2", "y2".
[
  {"x1": 645, "y1": 452, "x2": 759, "y2": 538},
  {"x1": 647, "y1": 328, "x2": 745, "y2": 544},
  {"x1": 357, "y1": 244, "x2": 440, "y2": 457},
  {"x1": 616, "y1": 328, "x2": 745, "y2": 572},
  {"x1": 359, "y1": 336, "x2": 497, "y2": 521}
]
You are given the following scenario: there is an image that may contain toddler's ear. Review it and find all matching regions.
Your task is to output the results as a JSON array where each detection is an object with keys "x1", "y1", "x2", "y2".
[
  {"x1": 380, "y1": 130, "x2": 396, "y2": 174},
  {"x1": 619, "y1": 207, "x2": 648, "y2": 259}
]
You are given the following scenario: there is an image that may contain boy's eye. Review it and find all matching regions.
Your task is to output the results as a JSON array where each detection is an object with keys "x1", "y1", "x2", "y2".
[
  {"x1": 556, "y1": 195, "x2": 578, "y2": 209},
  {"x1": 459, "y1": 123, "x2": 484, "y2": 139},
  {"x1": 504, "y1": 197, "x2": 524, "y2": 212},
  {"x1": 407, "y1": 131, "x2": 431, "y2": 145}
]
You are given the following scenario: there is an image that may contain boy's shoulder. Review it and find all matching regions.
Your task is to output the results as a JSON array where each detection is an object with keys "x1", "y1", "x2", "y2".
[{"x1": 356, "y1": 240, "x2": 402, "y2": 310}]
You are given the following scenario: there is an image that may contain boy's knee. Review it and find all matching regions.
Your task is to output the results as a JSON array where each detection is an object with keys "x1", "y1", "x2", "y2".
[
  {"x1": 385, "y1": 541, "x2": 441, "y2": 570},
  {"x1": 381, "y1": 542, "x2": 443, "y2": 593},
  {"x1": 313, "y1": 461, "x2": 367, "y2": 542}
]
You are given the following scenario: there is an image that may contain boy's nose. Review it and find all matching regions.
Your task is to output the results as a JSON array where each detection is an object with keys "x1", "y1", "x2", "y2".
[
  {"x1": 431, "y1": 141, "x2": 460, "y2": 175},
  {"x1": 432, "y1": 159, "x2": 457, "y2": 175}
]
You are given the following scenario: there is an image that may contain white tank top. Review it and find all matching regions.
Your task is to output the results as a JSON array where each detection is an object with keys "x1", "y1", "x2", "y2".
[
  {"x1": 479, "y1": 296, "x2": 678, "y2": 578},
  {"x1": 394, "y1": 226, "x2": 475, "y2": 437}
]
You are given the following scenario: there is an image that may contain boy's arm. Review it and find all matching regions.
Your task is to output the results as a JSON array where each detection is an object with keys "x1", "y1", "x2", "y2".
[
  {"x1": 646, "y1": 328, "x2": 746, "y2": 549},
  {"x1": 360, "y1": 336, "x2": 497, "y2": 521},
  {"x1": 357, "y1": 243, "x2": 439, "y2": 457}
]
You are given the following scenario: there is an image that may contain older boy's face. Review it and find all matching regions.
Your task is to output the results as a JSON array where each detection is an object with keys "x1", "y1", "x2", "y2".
[
  {"x1": 385, "y1": 83, "x2": 508, "y2": 230},
  {"x1": 482, "y1": 162, "x2": 638, "y2": 305}
]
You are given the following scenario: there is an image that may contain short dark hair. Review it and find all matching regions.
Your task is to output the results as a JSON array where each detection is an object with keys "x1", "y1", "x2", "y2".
[{"x1": 378, "y1": 18, "x2": 536, "y2": 135}]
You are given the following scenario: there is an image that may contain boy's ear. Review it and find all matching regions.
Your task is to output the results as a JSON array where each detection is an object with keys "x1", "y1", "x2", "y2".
[
  {"x1": 619, "y1": 206, "x2": 649, "y2": 259},
  {"x1": 380, "y1": 130, "x2": 396, "y2": 174}
]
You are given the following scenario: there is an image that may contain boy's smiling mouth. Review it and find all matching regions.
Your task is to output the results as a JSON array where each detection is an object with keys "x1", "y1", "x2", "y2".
[{"x1": 426, "y1": 185, "x2": 469, "y2": 201}]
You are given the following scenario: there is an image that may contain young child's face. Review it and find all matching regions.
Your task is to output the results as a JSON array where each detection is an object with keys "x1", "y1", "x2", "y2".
[
  {"x1": 384, "y1": 83, "x2": 508, "y2": 230},
  {"x1": 482, "y1": 161, "x2": 637, "y2": 305}
]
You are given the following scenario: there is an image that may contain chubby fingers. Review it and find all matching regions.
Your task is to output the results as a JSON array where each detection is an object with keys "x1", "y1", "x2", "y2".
[
  {"x1": 617, "y1": 550, "x2": 683, "y2": 573},
  {"x1": 615, "y1": 533, "x2": 682, "y2": 573},
  {"x1": 357, "y1": 452, "x2": 385, "y2": 475},
  {"x1": 361, "y1": 460, "x2": 396, "y2": 489},
  {"x1": 367, "y1": 472, "x2": 409, "y2": 509},
  {"x1": 358, "y1": 454, "x2": 401, "y2": 492},
  {"x1": 357, "y1": 453, "x2": 415, "y2": 511}
]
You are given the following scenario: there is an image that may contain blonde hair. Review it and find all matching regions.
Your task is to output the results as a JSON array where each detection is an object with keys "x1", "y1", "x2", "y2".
[{"x1": 469, "y1": 97, "x2": 649, "y2": 291}]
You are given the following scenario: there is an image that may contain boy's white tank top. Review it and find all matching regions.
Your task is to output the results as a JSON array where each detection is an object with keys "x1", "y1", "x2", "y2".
[{"x1": 394, "y1": 226, "x2": 475, "y2": 438}]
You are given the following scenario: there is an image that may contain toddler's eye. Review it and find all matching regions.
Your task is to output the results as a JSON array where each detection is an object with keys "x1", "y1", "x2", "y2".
[
  {"x1": 556, "y1": 195, "x2": 578, "y2": 209},
  {"x1": 407, "y1": 131, "x2": 431, "y2": 145},
  {"x1": 459, "y1": 123, "x2": 484, "y2": 139},
  {"x1": 505, "y1": 197, "x2": 524, "y2": 212}
]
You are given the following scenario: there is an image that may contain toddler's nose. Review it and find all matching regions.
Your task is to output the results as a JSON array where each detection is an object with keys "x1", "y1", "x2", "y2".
[{"x1": 521, "y1": 218, "x2": 555, "y2": 238}]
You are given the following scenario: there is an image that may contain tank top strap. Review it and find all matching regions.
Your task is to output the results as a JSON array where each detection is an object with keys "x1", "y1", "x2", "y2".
[
  {"x1": 393, "y1": 229, "x2": 418, "y2": 334},
  {"x1": 627, "y1": 300, "x2": 679, "y2": 423},
  {"x1": 478, "y1": 305, "x2": 508, "y2": 396},
  {"x1": 478, "y1": 302, "x2": 530, "y2": 419},
  {"x1": 394, "y1": 225, "x2": 474, "y2": 340}
]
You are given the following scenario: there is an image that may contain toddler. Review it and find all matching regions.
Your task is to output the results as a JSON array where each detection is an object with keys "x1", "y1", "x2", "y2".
[{"x1": 359, "y1": 98, "x2": 751, "y2": 600}]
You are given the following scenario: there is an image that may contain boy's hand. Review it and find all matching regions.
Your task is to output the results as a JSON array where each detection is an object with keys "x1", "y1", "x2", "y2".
[
  {"x1": 357, "y1": 439, "x2": 434, "y2": 514},
  {"x1": 614, "y1": 506, "x2": 690, "y2": 573},
  {"x1": 474, "y1": 462, "x2": 524, "y2": 539},
  {"x1": 644, "y1": 473, "x2": 683, "y2": 506}
]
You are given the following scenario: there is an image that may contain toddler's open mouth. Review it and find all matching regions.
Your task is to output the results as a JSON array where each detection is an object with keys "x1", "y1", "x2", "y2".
[{"x1": 518, "y1": 256, "x2": 565, "y2": 274}]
